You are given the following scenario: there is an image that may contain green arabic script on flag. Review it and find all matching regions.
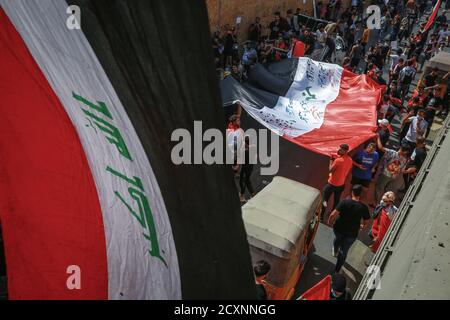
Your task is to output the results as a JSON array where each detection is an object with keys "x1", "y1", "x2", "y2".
[{"x1": 73, "y1": 92, "x2": 167, "y2": 268}]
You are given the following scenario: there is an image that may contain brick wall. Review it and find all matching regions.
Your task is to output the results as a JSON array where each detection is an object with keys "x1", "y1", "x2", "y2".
[{"x1": 205, "y1": 0, "x2": 353, "y2": 40}]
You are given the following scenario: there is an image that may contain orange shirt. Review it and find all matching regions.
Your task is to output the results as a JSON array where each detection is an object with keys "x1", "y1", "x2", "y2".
[
  {"x1": 328, "y1": 155, "x2": 353, "y2": 186},
  {"x1": 292, "y1": 40, "x2": 305, "y2": 58},
  {"x1": 362, "y1": 28, "x2": 369, "y2": 43}
]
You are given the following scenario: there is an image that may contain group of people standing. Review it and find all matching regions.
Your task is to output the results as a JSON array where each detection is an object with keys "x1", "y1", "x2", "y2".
[{"x1": 320, "y1": 3, "x2": 450, "y2": 279}]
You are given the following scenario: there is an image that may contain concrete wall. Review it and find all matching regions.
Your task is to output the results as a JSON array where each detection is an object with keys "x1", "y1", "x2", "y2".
[{"x1": 205, "y1": 0, "x2": 352, "y2": 40}]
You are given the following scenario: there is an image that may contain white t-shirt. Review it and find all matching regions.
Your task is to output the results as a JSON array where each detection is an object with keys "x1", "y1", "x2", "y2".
[{"x1": 406, "y1": 116, "x2": 428, "y2": 143}]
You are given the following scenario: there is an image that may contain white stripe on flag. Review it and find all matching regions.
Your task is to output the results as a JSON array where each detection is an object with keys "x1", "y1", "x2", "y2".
[
  {"x1": 1, "y1": 0, "x2": 181, "y2": 299},
  {"x1": 241, "y1": 58, "x2": 343, "y2": 137}
]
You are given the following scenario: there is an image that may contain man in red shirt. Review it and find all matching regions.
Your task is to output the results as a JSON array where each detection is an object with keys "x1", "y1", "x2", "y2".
[
  {"x1": 320, "y1": 144, "x2": 353, "y2": 221},
  {"x1": 291, "y1": 37, "x2": 305, "y2": 58}
]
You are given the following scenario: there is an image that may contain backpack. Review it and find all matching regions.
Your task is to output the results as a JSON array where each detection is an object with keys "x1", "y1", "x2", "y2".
[{"x1": 401, "y1": 68, "x2": 414, "y2": 85}]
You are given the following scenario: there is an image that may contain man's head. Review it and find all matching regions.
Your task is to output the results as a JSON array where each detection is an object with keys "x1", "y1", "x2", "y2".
[
  {"x1": 337, "y1": 144, "x2": 349, "y2": 156},
  {"x1": 274, "y1": 11, "x2": 281, "y2": 21},
  {"x1": 417, "y1": 109, "x2": 426, "y2": 119},
  {"x1": 255, "y1": 17, "x2": 261, "y2": 23},
  {"x1": 397, "y1": 48, "x2": 403, "y2": 55},
  {"x1": 254, "y1": 260, "x2": 271, "y2": 281},
  {"x1": 352, "y1": 184, "x2": 363, "y2": 198},
  {"x1": 390, "y1": 81, "x2": 398, "y2": 90},
  {"x1": 381, "y1": 191, "x2": 395, "y2": 206},
  {"x1": 365, "y1": 142, "x2": 376, "y2": 154},
  {"x1": 399, "y1": 144, "x2": 411, "y2": 158},
  {"x1": 231, "y1": 65, "x2": 239, "y2": 74},
  {"x1": 398, "y1": 58, "x2": 405, "y2": 65},
  {"x1": 331, "y1": 273, "x2": 347, "y2": 297},
  {"x1": 416, "y1": 135, "x2": 426, "y2": 147}
]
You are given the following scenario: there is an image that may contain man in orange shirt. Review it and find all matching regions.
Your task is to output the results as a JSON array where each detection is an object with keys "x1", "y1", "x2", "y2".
[{"x1": 320, "y1": 144, "x2": 353, "y2": 221}]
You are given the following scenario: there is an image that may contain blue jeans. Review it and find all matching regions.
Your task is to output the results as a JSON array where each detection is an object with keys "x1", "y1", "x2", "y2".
[{"x1": 333, "y1": 231, "x2": 356, "y2": 273}]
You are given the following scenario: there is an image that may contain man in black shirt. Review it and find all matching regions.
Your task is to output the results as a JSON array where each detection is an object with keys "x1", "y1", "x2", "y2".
[
  {"x1": 402, "y1": 135, "x2": 427, "y2": 191},
  {"x1": 424, "y1": 89, "x2": 443, "y2": 137},
  {"x1": 424, "y1": 68, "x2": 438, "y2": 88},
  {"x1": 328, "y1": 185, "x2": 370, "y2": 273},
  {"x1": 254, "y1": 260, "x2": 271, "y2": 300},
  {"x1": 269, "y1": 12, "x2": 289, "y2": 40},
  {"x1": 299, "y1": 28, "x2": 315, "y2": 55},
  {"x1": 375, "y1": 70, "x2": 387, "y2": 85},
  {"x1": 248, "y1": 17, "x2": 262, "y2": 42}
]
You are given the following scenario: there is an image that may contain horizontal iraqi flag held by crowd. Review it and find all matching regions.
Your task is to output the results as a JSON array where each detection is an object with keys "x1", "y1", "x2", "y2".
[
  {"x1": 221, "y1": 58, "x2": 384, "y2": 156},
  {"x1": 0, "y1": 0, "x2": 255, "y2": 300}
]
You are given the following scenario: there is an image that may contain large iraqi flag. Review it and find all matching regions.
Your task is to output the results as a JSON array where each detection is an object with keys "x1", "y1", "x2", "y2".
[
  {"x1": 221, "y1": 58, "x2": 384, "y2": 155},
  {"x1": 0, "y1": 0, "x2": 255, "y2": 299}
]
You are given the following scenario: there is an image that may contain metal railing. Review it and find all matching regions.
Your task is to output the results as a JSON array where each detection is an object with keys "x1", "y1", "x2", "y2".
[{"x1": 354, "y1": 114, "x2": 450, "y2": 300}]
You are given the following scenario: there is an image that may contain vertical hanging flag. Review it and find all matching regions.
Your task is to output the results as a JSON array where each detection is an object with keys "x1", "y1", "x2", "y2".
[{"x1": 0, "y1": 0, "x2": 255, "y2": 300}]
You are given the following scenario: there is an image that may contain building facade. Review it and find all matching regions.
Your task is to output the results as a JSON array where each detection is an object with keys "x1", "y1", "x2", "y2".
[{"x1": 205, "y1": 0, "x2": 353, "y2": 39}]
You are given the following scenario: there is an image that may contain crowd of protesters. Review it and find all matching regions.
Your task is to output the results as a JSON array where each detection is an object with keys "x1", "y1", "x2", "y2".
[{"x1": 218, "y1": 0, "x2": 450, "y2": 301}]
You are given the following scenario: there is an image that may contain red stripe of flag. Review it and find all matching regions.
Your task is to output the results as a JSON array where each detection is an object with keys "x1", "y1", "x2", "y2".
[
  {"x1": 424, "y1": 0, "x2": 443, "y2": 33},
  {"x1": 0, "y1": 7, "x2": 108, "y2": 299}
]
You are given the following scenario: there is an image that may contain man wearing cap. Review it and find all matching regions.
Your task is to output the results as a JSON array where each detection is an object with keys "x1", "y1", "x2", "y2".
[
  {"x1": 320, "y1": 144, "x2": 353, "y2": 221},
  {"x1": 377, "y1": 119, "x2": 391, "y2": 159},
  {"x1": 330, "y1": 273, "x2": 352, "y2": 300},
  {"x1": 375, "y1": 135, "x2": 410, "y2": 203}
]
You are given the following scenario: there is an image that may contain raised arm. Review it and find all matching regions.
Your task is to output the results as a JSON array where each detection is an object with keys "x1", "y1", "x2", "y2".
[{"x1": 376, "y1": 134, "x2": 386, "y2": 153}]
